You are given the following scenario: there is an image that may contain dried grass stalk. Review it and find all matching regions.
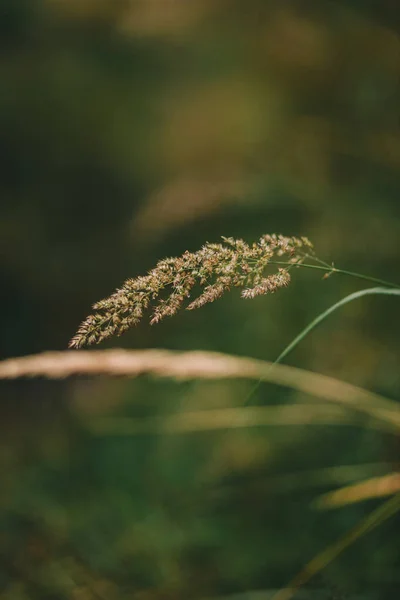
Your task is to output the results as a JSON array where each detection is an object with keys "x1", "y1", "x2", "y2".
[
  {"x1": 315, "y1": 473, "x2": 400, "y2": 509},
  {"x1": 0, "y1": 348, "x2": 399, "y2": 430}
]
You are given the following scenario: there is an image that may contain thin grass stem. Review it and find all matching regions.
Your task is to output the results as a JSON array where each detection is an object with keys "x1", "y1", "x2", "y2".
[
  {"x1": 275, "y1": 287, "x2": 400, "y2": 364},
  {"x1": 243, "y1": 287, "x2": 400, "y2": 406},
  {"x1": 269, "y1": 261, "x2": 400, "y2": 289},
  {"x1": 271, "y1": 493, "x2": 400, "y2": 600}
]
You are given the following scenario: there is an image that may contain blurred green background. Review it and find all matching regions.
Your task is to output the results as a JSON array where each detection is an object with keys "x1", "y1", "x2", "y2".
[{"x1": 0, "y1": 1, "x2": 399, "y2": 598}]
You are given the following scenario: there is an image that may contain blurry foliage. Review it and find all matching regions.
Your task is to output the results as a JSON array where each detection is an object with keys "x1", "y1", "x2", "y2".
[{"x1": 0, "y1": 0, "x2": 399, "y2": 598}]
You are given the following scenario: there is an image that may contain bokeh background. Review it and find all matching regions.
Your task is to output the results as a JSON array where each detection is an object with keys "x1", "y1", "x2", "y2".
[{"x1": 1, "y1": 1, "x2": 399, "y2": 598}]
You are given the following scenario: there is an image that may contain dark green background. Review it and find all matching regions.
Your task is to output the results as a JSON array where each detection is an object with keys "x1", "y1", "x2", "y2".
[{"x1": 1, "y1": 1, "x2": 399, "y2": 598}]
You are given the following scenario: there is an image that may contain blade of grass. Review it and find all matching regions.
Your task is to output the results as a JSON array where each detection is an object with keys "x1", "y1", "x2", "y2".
[
  {"x1": 254, "y1": 463, "x2": 393, "y2": 495},
  {"x1": 1, "y1": 349, "x2": 399, "y2": 429},
  {"x1": 314, "y1": 473, "x2": 400, "y2": 509},
  {"x1": 271, "y1": 493, "x2": 400, "y2": 600},
  {"x1": 276, "y1": 287, "x2": 400, "y2": 365},
  {"x1": 87, "y1": 404, "x2": 395, "y2": 436},
  {"x1": 244, "y1": 287, "x2": 400, "y2": 405}
]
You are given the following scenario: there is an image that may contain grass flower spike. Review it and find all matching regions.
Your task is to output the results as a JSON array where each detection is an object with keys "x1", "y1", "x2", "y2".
[{"x1": 69, "y1": 234, "x2": 313, "y2": 348}]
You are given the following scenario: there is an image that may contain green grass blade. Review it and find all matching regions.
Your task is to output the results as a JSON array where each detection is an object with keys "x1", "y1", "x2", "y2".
[
  {"x1": 244, "y1": 287, "x2": 400, "y2": 406},
  {"x1": 276, "y1": 287, "x2": 400, "y2": 365},
  {"x1": 272, "y1": 493, "x2": 400, "y2": 600}
]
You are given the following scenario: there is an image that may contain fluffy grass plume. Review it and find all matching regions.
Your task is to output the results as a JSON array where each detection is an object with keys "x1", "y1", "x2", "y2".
[{"x1": 69, "y1": 234, "x2": 313, "y2": 348}]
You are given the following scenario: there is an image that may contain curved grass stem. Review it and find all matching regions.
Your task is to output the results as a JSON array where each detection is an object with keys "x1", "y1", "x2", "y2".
[
  {"x1": 244, "y1": 287, "x2": 400, "y2": 406},
  {"x1": 275, "y1": 287, "x2": 400, "y2": 365}
]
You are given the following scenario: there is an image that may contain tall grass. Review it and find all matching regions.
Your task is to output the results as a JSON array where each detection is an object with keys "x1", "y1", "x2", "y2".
[{"x1": 1, "y1": 233, "x2": 399, "y2": 598}]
